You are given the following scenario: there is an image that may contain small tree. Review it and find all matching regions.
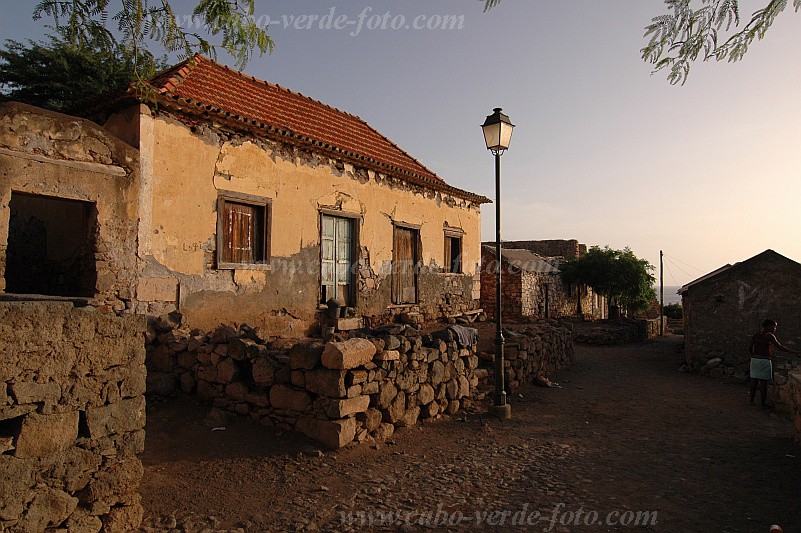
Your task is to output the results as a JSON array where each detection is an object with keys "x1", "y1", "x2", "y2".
[
  {"x1": 560, "y1": 246, "x2": 657, "y2": 318},
  {"x1": 0, "y1": 30, "x2": 164, "y2": 113}
]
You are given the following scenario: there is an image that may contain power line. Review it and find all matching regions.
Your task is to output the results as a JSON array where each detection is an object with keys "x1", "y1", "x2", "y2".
[
  {"x1": 664, "y1": 256, "x2": 695, "y2": 280},
  {"x1": 664, "y1": 252, "x2": 705, "y2": 273}
]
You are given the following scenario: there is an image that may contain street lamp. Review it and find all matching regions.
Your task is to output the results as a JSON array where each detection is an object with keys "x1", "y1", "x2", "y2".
[{"x1": 482, "y1": 107, "x2": 514, "y2": 420}]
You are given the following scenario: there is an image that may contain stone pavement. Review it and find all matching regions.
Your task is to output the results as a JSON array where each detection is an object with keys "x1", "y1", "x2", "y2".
[{"x1": 140, "y1": 336, "x2": 801, "y2": 532}]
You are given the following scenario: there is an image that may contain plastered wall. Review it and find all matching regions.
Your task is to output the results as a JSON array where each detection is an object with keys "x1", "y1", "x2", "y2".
[{"x1": 133, "y1": 110, "x2": 482, "y2": 335}]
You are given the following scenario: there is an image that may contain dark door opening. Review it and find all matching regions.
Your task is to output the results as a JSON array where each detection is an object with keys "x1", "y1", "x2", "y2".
[{"x1": 5, "y1": 192, "x2": 97, "y2": 297}]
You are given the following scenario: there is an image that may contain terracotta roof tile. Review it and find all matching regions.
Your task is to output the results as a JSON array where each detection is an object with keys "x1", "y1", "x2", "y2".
[{"x1": 150, "y1": 55, "x2": 454, "y2": 188}]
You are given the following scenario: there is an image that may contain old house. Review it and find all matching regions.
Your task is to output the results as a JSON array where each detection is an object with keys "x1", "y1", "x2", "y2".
[
  {"x1": 680, "y1": 249, "x2": 801, "y2": 372},
  {"x1": 0, "y1": 103, "x2": 146, "y2": 530},
  {"x1": 480, "y1": 243, "x2": 605, "y2": 321},
  {"x1": 84, "y1": 54, "x2": 488, "y2": 336}
]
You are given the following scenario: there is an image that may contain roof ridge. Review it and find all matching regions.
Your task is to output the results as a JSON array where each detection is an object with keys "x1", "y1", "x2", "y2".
[
  {"x1": 193, "y1": 55, "x2": 439, "y2": 179},
  {"x1": 152, "y1": 55, "x2": 200, "y2": 94},
  {"x1": 196, "y1": 54, "x2": 366, "y2": 121}
]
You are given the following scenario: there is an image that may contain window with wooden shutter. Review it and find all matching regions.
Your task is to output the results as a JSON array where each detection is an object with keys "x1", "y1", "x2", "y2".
[
  {"x1": 444, "y1": 234, "x2": 463, "y2": 274},
  {"x1": 393, "y1": 225, "x2": 420, "y2": 304},
  {"x1": 216, "y1": 192, "x2": 271, "y2": 269}
]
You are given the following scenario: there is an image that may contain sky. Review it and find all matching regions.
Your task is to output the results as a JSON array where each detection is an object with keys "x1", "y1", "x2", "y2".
[{"x1": 2, "y1": 0, "x2": 800, "y2": 287}]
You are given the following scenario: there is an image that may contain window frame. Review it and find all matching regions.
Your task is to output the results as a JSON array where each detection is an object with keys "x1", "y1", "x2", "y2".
[
  {"x1": 319, "y1": 209, "x2": 361, "y2": 307},
  {"x1": 215, "y1": 191, "x2": 272, "y2": 270},
  {"x1": 443, "y1": 228, "x2": 464, "y2": 274}
]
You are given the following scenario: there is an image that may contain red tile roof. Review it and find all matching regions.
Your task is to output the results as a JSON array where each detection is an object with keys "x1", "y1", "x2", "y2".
[{"x1": 149, "y1": 55, "x2": 487, "y2": 203}]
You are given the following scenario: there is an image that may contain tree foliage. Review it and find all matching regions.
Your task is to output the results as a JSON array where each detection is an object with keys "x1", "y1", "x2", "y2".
[
  {"x1": 32, "y1": 1, "x2": 273, "y2": 80},
  {"x1": 642, "y1": 0, "x2": 800, "y2": 85},
  {"x1": 0, "y1": 30, "x2": 167, "y2": 113},
  {"x1": 483, "y1": 0, "x2": 798, "y2": 85},
  {"x1": 560, "y1": 246, "x2": 657, "y2": 317}
]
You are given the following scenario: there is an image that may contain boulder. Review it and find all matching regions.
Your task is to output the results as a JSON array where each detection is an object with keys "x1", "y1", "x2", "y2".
[
  {"x1": 305, "y1": 369, "x2": 347, "y2": 398},
  {"x1": 321, "y1": 338, "x2": 377, "y2": 369},
  {"x1": 84, "y1": 397, "x2": 146, "y2": 439},
  {"x1": 252, "y1": 356, "x2": 277, "y2": 385},
  {"x1": 324, "y1": 395, "x2": 371, "y2": 419},
  {"x1": 357, "y1": 408, "x2": 383, "y2": 432},
  {"x1": 418, "y1": 383, "x2": 435, "y2": 405},
  {"x1": 14, "y1": 411, "x2": 79, "y2": 458},
  {"x1": 269, "y1": 384, "x2": 311, "y2": 412},
  {"x1": 377, "y1": 382, "x2": 398, "y2": 410},
  {"x1": 297, "y1": 417, "x2": 356, "y2": 449},
  {"x1": 372, "y1": 422, "x2": 395, "y2": 441},
  {"x1": 289, "y1": 342, "x2": 325, "y2": 370}
]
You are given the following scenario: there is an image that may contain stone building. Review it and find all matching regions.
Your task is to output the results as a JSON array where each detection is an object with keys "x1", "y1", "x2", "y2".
[
  {"x1": 0, "y1": 103, "x2": 146, "y2": 531},
  {"x1": 480, "y1": 245, "x2": 605, "y2": 321},
  {"x1": 95, "y1": 55, "x2": 488, "y2": 336},
  {"x1": 680, "y1": 249, "x2": 801, "y2": 371}
]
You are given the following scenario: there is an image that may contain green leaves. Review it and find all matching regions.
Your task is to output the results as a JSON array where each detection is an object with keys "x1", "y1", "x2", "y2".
[
  {"x1": 560, "y1": 246, "x2": 656, "y2": 317},
  {"x1": 642, "y1": 0, "x2": 799, "y2": 85},
  {"x1": 30, "y1": 0, "x2": 274, "y2": 84},
  {"x1": 0, "y1": 28, "x2": 165, "y2": 113}
]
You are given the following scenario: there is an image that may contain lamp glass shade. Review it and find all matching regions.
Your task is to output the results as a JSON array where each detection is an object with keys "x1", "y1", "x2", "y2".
[{"x1": 482, "y1": 108, "x2": 515, "y2": 151}]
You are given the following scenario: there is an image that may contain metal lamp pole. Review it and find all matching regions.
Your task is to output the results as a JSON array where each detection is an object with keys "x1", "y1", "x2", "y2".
[{"x1": 482, "y1": 108, "x2": 514, "y2": 420}]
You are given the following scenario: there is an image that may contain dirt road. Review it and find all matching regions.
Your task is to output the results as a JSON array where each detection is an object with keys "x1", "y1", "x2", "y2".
[{"x1": 140, "y1": 336, "x2": 801, "y2": 532}]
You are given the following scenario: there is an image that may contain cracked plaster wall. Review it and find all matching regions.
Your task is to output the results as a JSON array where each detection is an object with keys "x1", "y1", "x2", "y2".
[{"x1": 124, "y1": 110, "x2": 481, "y2": 335}]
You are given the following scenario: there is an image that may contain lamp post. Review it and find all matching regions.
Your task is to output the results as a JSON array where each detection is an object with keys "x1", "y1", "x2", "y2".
[{"x1": 482, "y1": 107, "x2": 515, "y2": 420}]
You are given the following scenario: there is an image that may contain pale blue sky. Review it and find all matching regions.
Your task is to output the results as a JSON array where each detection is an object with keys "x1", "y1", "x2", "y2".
[{"x1": 2, "y1": 1, "x2": 800, "y2": 286}]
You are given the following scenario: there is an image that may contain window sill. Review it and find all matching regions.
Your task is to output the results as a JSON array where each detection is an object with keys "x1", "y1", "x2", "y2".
[{"x1": 217, "y1": 262, "x2": 272, "y2": 271}]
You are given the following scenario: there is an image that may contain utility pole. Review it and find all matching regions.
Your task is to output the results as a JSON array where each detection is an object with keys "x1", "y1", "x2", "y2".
[{"x1": 660, "y1": 250, "x2": 664, "y2": 336}]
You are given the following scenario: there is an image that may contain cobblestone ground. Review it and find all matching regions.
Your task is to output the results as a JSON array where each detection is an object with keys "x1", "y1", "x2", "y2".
[{"x1": 140, "y1": 336, "x2": 801, "y2": 532}]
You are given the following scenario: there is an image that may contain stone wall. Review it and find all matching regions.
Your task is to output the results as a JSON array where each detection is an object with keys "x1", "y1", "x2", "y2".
[
  {"x1": 787, "y1": 372, "x2": 801, "y2": 443},
  {"x1": 683, "y1": 251, "x2": 801, "y2": 371},
  {"x1": 0, "y1": 301, "x2": 146, "y2": 532},
  {"x1": 145, "y1": 315, "x2": 480, "y2": 449},
  {"x1": 502, "y1": 322, "x2": 574, "y2": 391}
]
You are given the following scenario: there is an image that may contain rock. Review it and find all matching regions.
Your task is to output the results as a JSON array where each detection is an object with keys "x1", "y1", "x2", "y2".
[
  {"x1": 229, "y1": 338, "x2": 257, "y2": 361},
  {"x1": 84, "y1": 397, "x2": 146, "y2": 439},
  {"x1": 296, "y1": 417, "x2": 356, "y2": 449},
  {"x1": 349, "y1": 370, "x2": 368, "y2": 385},
  {"x1": 226, "y1": 382, "x2": 249, "y2": 401},
  {"x1": 418, "y1": 383, "x2": 435, "y2": 405},
  {"x1": 377, "y1": 382, "x2": 398, "y2": 409},
  {"x1": 291, "y1": 370, "x2": 306, "y2": 388},
  {"x1": 14, "y1": 412, "x2": 78, "y2": 458},
  {"x1": 703, "y1": 357, "x2": 723, "y2": 370},
  {"x1": 153, "y1": 312, "x2": 182, "y2": 333},
  {"x1": 9, "y1": 381, "x2": 61, "y2": 405},
  {"x1": 245, "y1": 392, "x2": 271, "y2": 407},
  {"x1": 445, "y1": 399, "x2": 460, "y2": 415},
  {"x1": 421, "y1": 401, "x2": 439, "y2": 418},
  {"x1": 457, "y1": 375, "x2": 471, "y2": 399},
  {"x1": 210, "y1": 325, "x2": 238, "y2": 344},
  {"x1": 321, "y1": 338, "x2": 377, "y2": 369},
  {"x1": 362, "y1": 381, "x2": 379, "y2": 395},
  {"x1": 383, "y1": 335, "x2": 401, "y2": 351},
  {"x1": 147, "y1": 344, "x2": 174, "y2": 373},
  {"x1": 216, "y1": 358, "x2": 240, "y2": 384},
  {"x1": 289, "y1": 342, "x2": 325, "y2": 370},
  {"x1": 145, "y1": 372, "x2": 177, "y2": 396},
  {"x1": 179, "y1": 373, "x2": 196, "y2": 394},
  {"x1": 357, "y1": 408, "x2": 383, "y2": 431},
  {"x1": 372, "y1": 422, "x2": 395, "y2": 441},
  {"x1": 430, "y1": 361, "x2": 445, "y2": 386},
  {"x1": 396, "y1": 406, "x2": 420, "y2": 428},
  {"x1": 21, "y1": 487, "x2": 78, "y2": 531},
  {"x1": 102, "y1": 501, "x2": 144, "y2": 532},
  {"x1": 203, "y1": 408, "x2": 228, "y2": 428},
  {"x1": 383, "y1": 392, "x2": 406, "y2": 423},
  {"x1": 324, "y1": 395, "x2": 371, "y2": 418},
  {"x1": 252, "y1": 356, "x2": 277, "y2": 385},
  {"x1": 269, "y1": 384, "x2": 311, "y2": 412},
  {"x1": 305, "y1": 369, "x2": 348, "y2": 398},
  {"x1": 375, "y1": 350, "x2": 400, "y2": 361},
  {"x1": 445, "y1": 379, "x2": 459, "y2": 400}
]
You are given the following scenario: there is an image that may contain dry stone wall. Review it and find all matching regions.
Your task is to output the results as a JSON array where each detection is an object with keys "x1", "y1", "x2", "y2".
[
  {"x1": 0, "y1": 301, "x2": 146, "y2": 532},
  {"x1": 502, "y1": 322, "x2": 574, "y2": 391},
  {"x1": 145, "y1": 316, "x2": 482, "y2": 449}
]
